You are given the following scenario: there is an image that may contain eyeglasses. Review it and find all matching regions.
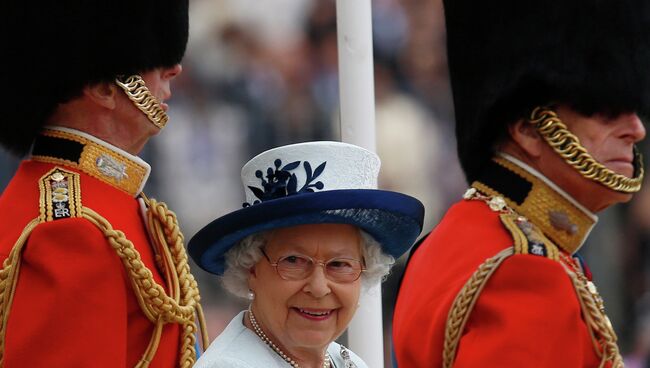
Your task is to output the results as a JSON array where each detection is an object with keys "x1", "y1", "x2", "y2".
[{"x1": 260, "y1": 248, "x2": 366, "y2": 283}]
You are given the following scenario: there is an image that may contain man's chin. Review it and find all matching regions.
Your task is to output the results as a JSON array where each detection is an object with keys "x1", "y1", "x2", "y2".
[
  {"x1": 591, "y1": 187, "x2": 634, "y2": 212},
  {"x1": 604, "y1": 162, "x2": 635, "y2": 179}
]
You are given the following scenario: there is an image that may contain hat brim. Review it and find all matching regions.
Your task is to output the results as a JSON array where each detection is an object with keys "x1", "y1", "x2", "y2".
[{"x1": 188, "y1": 189, "x2": 425, "y2": 275}]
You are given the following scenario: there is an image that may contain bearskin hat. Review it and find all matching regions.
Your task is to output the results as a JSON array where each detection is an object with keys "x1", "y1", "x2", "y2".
[
  {"x1": 0, "y1": 0, "x2": 189, "y2": 156},
  {"x1": 443, "y1": 0, "x2": 650, "y2": 183}
]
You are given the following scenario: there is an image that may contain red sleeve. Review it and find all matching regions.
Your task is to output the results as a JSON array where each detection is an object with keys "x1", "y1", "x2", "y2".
[
  {"x1": 453, "y1": 254, "x2": 600, "y2": 368},
  {"x1": 4, "y1": 218, "x2": 129, "y2": 367}
]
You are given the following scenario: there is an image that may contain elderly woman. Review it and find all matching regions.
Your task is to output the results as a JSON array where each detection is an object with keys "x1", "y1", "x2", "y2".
[{"x1": 188, "y1": 141, "x2": 424, "y2": 368}]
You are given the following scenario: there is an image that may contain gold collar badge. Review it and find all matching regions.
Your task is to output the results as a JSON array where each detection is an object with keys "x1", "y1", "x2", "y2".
[
  {"x1": 31, "y1": 128, "x2": 150, "y2": 197},
  {"x1": 471, "y1": 156, "x2": 596, "y2": 254}
]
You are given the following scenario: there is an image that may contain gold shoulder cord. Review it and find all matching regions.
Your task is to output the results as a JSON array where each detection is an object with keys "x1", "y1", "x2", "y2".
[
  {"x1": 0, "y1": 171, "x2": 208, "y2": 367},
  {"x1": 529, "y1": 106, "x2": 644, "y2": 193},
  {"x1": 442, "y1": 247, "x2": 514, "y2": 368},
  {"x1": 0, "y1": 219, "x2": 40, "y2": 364},
  {"x1": 442, "y1": 191, "x2": 623, "y2": 368},
  {"x1": 558, "y1": 255, "x2": 623, "y2": 368},
  {"x1": 84, "y1": 197, "x2": 210, "y2": 368}
]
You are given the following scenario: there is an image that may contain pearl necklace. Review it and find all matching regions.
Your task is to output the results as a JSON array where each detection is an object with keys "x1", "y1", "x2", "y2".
[{"x1": 248, "y1": 306, "x2": 331, "y2": 368}]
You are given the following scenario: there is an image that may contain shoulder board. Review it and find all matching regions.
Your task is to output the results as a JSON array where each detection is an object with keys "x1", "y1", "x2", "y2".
[
  {"x1": 38, "y1": 167, "x2": 83, "y2": 222},
  {"x1": 499, "y1": 213, "x2": 559, "y2": 261}
]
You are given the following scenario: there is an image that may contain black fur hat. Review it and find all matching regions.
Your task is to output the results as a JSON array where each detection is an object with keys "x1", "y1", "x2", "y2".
[
  {"x1": 0, "y1": 0, "x2": 189, "y2": 156},
  {"x1": 443, "y1": 0, "x2": 650, "y2": 183}
]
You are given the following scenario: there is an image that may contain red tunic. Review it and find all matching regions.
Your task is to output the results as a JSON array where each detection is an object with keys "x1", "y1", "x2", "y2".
[
  {"x1": 393, "y1": 199, "x2": 602, "y2": 367},
  {"x1": 0, "y1": 159, "x2": 181, "y2": 367}
]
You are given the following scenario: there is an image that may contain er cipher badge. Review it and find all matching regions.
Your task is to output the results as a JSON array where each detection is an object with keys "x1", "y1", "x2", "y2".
[{"x1": 39, "y1": 168, "x2": 82, "y2": 222}]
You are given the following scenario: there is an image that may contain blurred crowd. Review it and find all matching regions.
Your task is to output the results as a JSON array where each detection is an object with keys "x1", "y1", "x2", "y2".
[{"x1": 1, "y1": 0, "x2": 649, "y2": 366}]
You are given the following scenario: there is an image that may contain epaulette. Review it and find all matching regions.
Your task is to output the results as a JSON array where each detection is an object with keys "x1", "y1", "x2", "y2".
[
  {"x1": 499, "y1": 213, "x2": 560, "y2": 261},
  {"x1": 38, "y1": 167, "x2": 83, "y2": 222}
]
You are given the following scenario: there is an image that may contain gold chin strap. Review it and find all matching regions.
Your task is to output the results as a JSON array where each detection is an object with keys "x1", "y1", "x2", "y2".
[
  {"x1": 115, "y1": 75, "x2": 169, "y2": 130},
  {"x1": 528, "y1": 106, "x2": 644, "y2": 193}
]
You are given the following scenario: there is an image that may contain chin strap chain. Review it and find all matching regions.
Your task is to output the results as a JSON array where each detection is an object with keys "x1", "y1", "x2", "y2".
[
  {"x1": 0, "y1": 200, "x2": 209, "y2": 368},
  {"x1": 115, "y1": 75, "x2": 169, "y2": 130},
  {"x1": 528, "y1": 106, "x2": 644, "y2": 193}
]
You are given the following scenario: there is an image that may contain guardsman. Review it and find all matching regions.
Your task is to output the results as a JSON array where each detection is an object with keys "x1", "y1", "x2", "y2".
[
  {"x1": 0, "y1": 1, "x2": 207, "y2": 367},
  {"x1": 393, "y1": 0, "x2": 648, "y2": 367}
]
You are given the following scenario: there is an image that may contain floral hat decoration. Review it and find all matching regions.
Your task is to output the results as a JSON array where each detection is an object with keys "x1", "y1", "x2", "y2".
[{"x1": 188, "y1": 141, "x2": 425, "y2": 275}]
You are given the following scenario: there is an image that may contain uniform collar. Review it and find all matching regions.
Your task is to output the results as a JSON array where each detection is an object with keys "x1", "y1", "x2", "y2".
[
  {"x1": 472, "y1": 152, "x2": 597, "y2": 254},
  {"x1": 30, "y1": 127, "x2": 151, "y2": 197}
]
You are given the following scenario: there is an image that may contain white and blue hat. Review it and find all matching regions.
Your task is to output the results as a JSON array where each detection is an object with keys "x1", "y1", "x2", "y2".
[{"x1": 188, "y1": 141, "x2": 425, "y2": 275}]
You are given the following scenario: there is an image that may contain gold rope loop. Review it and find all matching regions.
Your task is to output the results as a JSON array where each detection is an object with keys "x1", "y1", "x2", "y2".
[
  {"x1": 0, "y1": 218, "x2": 40, "y2": 365},
  {"x1": 115, "y1": 75, "x2": 169, "y2": 129},
  {"x1": 82, "y1": 208, "x2": 196, "y2": 321},
  {"x1": 528, "y1": 107, "x2": 644, "y2": 193},
  {"x1": 0, "y1": 202, "x2": 208, "y2": 367},
  {"x1": 135, "y1": 321, "x2": 165, "y2": 368},
  {"x1": 144, "y1": 198, "x2": 206, "y2": 367},
  {"x1": 82, "y1": 202, "x2": 206, "y2": 367}
]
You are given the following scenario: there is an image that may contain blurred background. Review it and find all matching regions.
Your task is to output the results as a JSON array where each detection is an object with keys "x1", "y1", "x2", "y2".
[{"x1": 2, "y1": 0, "x2": 650, "y2": 366}]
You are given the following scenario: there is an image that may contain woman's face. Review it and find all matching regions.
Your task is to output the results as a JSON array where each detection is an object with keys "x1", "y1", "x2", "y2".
[{"x1": 248, "y1": 223, "x2": 363, "y2": 355}]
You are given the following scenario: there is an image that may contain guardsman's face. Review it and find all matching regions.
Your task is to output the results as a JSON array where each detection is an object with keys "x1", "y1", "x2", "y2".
[
  {"x1": 140, "y1": 64, "x2": 183, "y2": 114},
  {"x1": 114, "y1": 64, "x2": 183, "y2": 153},
  {"x1": 538, "y1": 104, "x2": 646, "y2": 211},
  {"x1": 555, "y1": 105, "x2": 646, "y2": 178}
]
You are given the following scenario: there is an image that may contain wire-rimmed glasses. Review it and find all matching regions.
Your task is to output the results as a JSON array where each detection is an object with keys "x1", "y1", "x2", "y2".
[{"x1": 261, "y1": 248, "x2": 365, "y2": 283}]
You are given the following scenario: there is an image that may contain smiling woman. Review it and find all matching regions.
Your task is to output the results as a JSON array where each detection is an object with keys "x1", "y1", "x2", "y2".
[
  {"x1": 223, "y1": 227, "x2": 393, "y2": 299},
  {"x1": 188, "y1": 141, "x2": 424, "y2": 368}
]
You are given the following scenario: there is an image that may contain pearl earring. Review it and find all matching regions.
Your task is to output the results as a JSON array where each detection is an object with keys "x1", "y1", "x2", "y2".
[{"x1": 247, "y1": 290, "x2": 255, "y2": 300}]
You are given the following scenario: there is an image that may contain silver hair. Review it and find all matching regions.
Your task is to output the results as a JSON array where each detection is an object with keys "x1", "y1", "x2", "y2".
[{"x1": 221, "y1": 229, "x2": 396, "y2": 299}]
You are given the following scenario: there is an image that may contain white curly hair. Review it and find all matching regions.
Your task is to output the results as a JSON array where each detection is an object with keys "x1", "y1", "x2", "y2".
[{"x1": 221, "y1": 229, "x2": 395, "y2": 299}]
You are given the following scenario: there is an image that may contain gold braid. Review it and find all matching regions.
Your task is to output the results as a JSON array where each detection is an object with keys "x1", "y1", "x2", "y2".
[
  {"x1": 528, "y1": 106, "x2": 644, "y2": 193},
  {"x1": 0, "y1": 219, "x2": 40, "y2": 364},
  {"x1": 143, "y1": 197, "x2": 210, "y2": 367},
  {"x1": 83, "y1": 202, "x2": 209, "y2": 368},
  {"x1": 442, "y1": 248, "x2": 514, "y2": 368},
  {"x1": 559, "y1": 258, "x2": 623, "y2": 368},
  {"x1": 444, "y1": 191, "x2": 624, "y2": 367},
  {"x1": 0, "y1": 203, "x2": 209, "y2": 367}
]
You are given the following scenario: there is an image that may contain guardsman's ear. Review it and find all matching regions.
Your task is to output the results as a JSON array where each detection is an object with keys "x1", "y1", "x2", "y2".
[
  {"x1": 507, "y1": 119, "x2": 544, "y2": 158},
  {"x1": 82, "y1": 82, "x2": 117, "y2": 110}
]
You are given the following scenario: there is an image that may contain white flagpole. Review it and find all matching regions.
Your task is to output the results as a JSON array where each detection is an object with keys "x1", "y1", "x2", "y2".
[{"x1": 335, "y1": 0, "x2": 384, "y2": 367}]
